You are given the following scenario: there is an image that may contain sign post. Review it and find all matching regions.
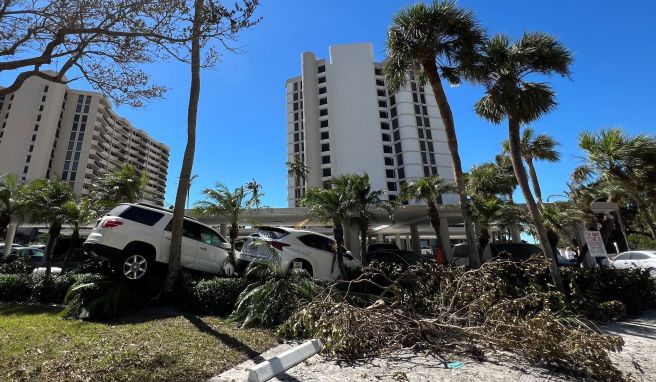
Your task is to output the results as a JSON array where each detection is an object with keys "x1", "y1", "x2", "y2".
[{"x1": 583, "y1": 231, "x2": 607, "y2": 257}]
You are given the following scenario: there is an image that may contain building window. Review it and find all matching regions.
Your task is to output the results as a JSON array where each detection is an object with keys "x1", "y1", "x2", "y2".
[
  {"x1": 375, "y1": 68, "x2": 382, "y2": 76},
  {"x1": 294, "y1": 112, "x2": 298, "y2": 121},
  {"x1": 319, "y1": 109, "x2": 328, "y2": 116},
  {"x1": 394, "y1": 142, "x2": 402, "y2": 153},
  {"x1": 420, "y1": 141, "x2": 426, "y2": 151},
  {"x1": 25, "y1": 155, "x2": 31, "y2": 163},
  {"x1": 384, "y1": 157, "x2": 394, "y2": 166},
  {"x1": 390, "y1": 107, "x2": 397, "y2": 118},
  {"x1": 319, "y1": 87, "x2": 326, "y2": 94},
  {"x1": 398, "y1": 168, "x2": 405, "y2": 179},
  {"x1": 319, "y1": 97, "x2": 327, "y2": 105},
  {"x1": 318, "y1": 65, "x2": 325, "y2": 73},
  {"x1": 424, "y1": 117, "x2": 430, "y2": 127},
  {"x1": 379, "y1": 111, "x2": 388, "y2": 119},
  {"x1": 36, "y1": 114, "x2": 41, "y2": 121},
  {"x1": 382, "y1": 134, "x2": 390, "y2": 142},
  {"x1": 41, "y1": 95, "x2": 46, "y2": 102},
  {"x1": 422, "y1": 106, "x2": 428, "y2": 115},
  {"x1": 393, "y1": 131, "x2": 400, "y2": 141},
  {"x1": 22, "y1": 166, "x2": 28, "y2": 174},
  {"x1": 31, "y1": 135, "x2": 36, "y2": 142},
  {"x1": 43, "y1": 85, "x2": 49, "y2": 92},
  {"x1": 321, "y1": 143, "x2": 330, "y2": 152},
  {"x1": 426, "y1": 129, "x2": 432, "y2": 139},
  {"x1": 70, "y1": 172, "x2": 77, "y2": 181},
  {"x1": 420, "y1": 94, "x2": 426, "y2": 103},
  {"x1": 383, "y1": 145, "x2": 392, "y2": 154},
  {"x1": 386, "y1": 170, "x2": 395, "y2": 178},
  {"x1": 381, "y1": 122, "x2": 389, "y2": 130},
  {"x1": 318, "y1": 76, "x2": 326, "y2": 84},
  {"x1": 320, "y1": 120, "x2": 329, "y2": 128},
  {"x1": 387, "y1": 182, "x2": 397, "y2": 191},
  {"x1": 377, "y1": 89, "x2": 386, "y2": 97},
  {"x1": 320, "y1": 131, "x2": 329, "y2": 140},
  {"x1": 389, "y1": 95, "x2": 396, "y2": 105},
  {"x1": 293, "y1": 103, "x2": 298, "y2": 111},
  {"x1": 392, "y1": 118, "x2": 398, "y2": 129},
  {"x1": 376, "y1": 79, "x2": 384, "y2": 86},
  {"x1": 378, "y1": 100, "x2": 386, "y2": 108},
  {"x1": 34, "y1": 125, "x2": 39, "y2": 131},
  {"x1": 397, "y1": 154, "x2": 404, "y2": 165},
  {"x1": 322, "y1": 155, "x2": 330, "y2": 164},
  {"x1": 418, "y1": 129, "x2": 424, "y2": 138},
  {"x1": 416, "y1": 116, "x2": 423, "y2": 126},
  {"x1": 322, "y1": 168, "x2": 331, "y2": 177},
  {"x1": 38, "y1": 105, "x2": 43, "y2": 111},
  {"x1": 28, "y1": 145, "x2": 33, "y2": 153},
  {"x1": 411, "y1": 83, "x2": 417, "y2": 91}
]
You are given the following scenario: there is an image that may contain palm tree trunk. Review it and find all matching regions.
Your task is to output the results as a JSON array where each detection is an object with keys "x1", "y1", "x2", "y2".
[
  {"x1": 44, "y1": 221, "x2": 62, "y2": 279},
  {"x1": 165, "y1": 0, "x2": 202, "y2": 293},
  {"x1": 427, "y1": 202, "x2": 445, "y2": 260},
  {"x1": 525, "y1": 157, "x2": 544, "y2": 204},
  {"x1": 228, "y1": 224, "x2": 239, "y2": 266},
  {"x1": 332, "y1": 219, "x2": 347, "y2": 279},
  {"x1": 478, "y1": 226, "x2": 490, "y2": 260},
  {"x1": 508, "y1": 116, "x2": 564, "y2": 293},
  {"x1": 62, "y1": 225, "x2": 79, "y2": 273},
  {"x1": 359, "y1": 221, "x2": 368, "y2": 265},
  {"x1": 422, "y1": 59, "x2": 479, "y2": 268}
]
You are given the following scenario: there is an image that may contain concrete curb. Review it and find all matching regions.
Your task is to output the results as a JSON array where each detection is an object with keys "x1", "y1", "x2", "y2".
[{"x1": 247, "y1": 339, "x2": 322, "y2": 382}]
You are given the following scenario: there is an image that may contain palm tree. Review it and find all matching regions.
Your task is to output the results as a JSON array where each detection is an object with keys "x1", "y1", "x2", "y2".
[
  {"x1": 331, "y1": 174, "x2": 395, "y2": 264},
  {"x1": 245, "y1": 178, "x2": 264, "y2": 209},
  {"x1": 494, "y1": 154, "x2": 518, "y2": 202},
  {"x1": 400, "y1": 176, "x2": 454, "y2": 261},
  {"x1": 473, "y1": 32, "x2": 573, "y2": 292},
  {"x1": 192, "y1": 182, "x2": 259, "y2": 271},
  {"x1": 385, "y1": 0, "x2": 485, "y2": 268},
  {"x1": 15, "y1": 178, "x2": 74, "y2": 278},
  {"x1": 0, "y1": 174, "x2": 24, "y2": 256},
  {"x1": 287, "y1": 155, "x2": 310, "y2": 204},
  {"x1": 502, "y1": 127, "x2": 560, "y2": 203},
  {"x1": 534, "y1": 202, "x2": 591, "y2": 260},
  {"x1": 186, "y1": 174, "x2": 199, "y2": 209},
  {"x1": 302, "y1": 186, "x2": 349, "y2": 278},
  {"x1": 61, "y1": 197, "x2": 98, "y2": 270},
  {"x1": 89, "y1": 165, "x2": 148, "y2": 209},
  {"x1": 470, "y1": 196, "x2": 524, "y2": 258},
  {"x1": 465, "y1": 162, "x2": 516, "y2": 200}
]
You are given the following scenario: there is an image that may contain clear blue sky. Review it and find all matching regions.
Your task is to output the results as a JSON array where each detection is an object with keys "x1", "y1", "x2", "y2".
[{"x1": 4, "y1": 1, "x2": 656, "y2": 207}]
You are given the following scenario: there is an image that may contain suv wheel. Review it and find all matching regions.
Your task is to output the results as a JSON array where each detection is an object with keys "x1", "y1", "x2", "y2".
[{"x1": 119, "y1": 253, "x2": 150, "y2": 281}]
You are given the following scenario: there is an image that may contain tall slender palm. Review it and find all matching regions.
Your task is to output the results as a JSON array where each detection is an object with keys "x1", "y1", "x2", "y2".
[
  {"x1": 0, "y1": 174, "x2": 24, "y2": 256},
  {"x1": 534, "y1": 201, "x2": 591, "y2": 259},
  {"x1": 385, "y1": 0, "x2": 485, "y2": 268},
  {"x1": 15, "y1": 178, "x2": 74, "y2": 278},
  {"x1": 89, "y1": 164, "x2": 148, "y2": 209},
  {"x1": 473, "y1": 32, "x2": 573, "y2": 292},
  {"x1": 302, "y1": 186, "x2": 349, "y2": 278},
  {"x1": 192, "y1": 182, "x2": 259, "y2": 271},
  {"x1": 494, "y1": 154, "x2": 518, "y2": 202},
  {"x1": 287, "y1": 155, "x2": 310, "y2": 205},
  {"x1": 502, "y1": 127, "x2": 560, "y2": 203},
  {"x1": 186, "y1": 174, "x2": 199, "y2": 209},
  {"x1": 400, "y1": 176, "x2": 454, "y2": 260},
  {"x1": 331, "y1": 174, "x2": 395, "y2": 264}
]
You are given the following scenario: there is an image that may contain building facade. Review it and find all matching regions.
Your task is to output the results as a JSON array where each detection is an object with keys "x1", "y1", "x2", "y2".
[
  {"x1": 286, "y1": 43, "x2": 457, "y2": 207},
  {"x1": 0, "y1": 74, "x2": 169, "y2": 205}
]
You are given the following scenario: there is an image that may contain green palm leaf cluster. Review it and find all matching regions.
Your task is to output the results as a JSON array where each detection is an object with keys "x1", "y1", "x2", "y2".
[
  {"x1": 192, "y1": 182, "x2": 262, "y2": 268},
  {"x1": 89, "y1": 165, "x2": 149, "y2": 210},
  {"x1": 400, "y1": 176, "x2": 453, "y2": 260}
]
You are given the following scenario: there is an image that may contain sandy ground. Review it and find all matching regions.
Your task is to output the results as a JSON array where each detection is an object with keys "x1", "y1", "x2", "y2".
[{"x1": 212, "y1": 310, "x2": 656, "y2": 382}]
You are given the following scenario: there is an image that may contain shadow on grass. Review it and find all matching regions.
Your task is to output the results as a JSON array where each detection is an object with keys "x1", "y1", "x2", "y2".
[
  {"x1": 182, "y1": 312, "x2": 266, "y2": 364},
  {"x1": 0, "y1": 304, "x2": 63, "y2": 316}
]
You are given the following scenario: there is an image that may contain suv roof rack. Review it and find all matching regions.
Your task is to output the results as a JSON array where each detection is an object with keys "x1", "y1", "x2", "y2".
[{"x1": 135, "y1": 202, "x2": 199, "y2": 221}]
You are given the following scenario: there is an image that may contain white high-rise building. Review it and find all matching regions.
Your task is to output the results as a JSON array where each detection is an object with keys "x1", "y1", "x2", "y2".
[
  {"x1": 0, "y1": 74, "x2": 169, "y2": 205},
  {"x1": 286, "y1": 43, "x2": 457, "y2": 207}
]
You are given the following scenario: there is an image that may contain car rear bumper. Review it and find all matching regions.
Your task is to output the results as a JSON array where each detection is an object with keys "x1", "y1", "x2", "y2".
[{"x1": 83, "y1": 242, "x2": 122, "y2": 261}]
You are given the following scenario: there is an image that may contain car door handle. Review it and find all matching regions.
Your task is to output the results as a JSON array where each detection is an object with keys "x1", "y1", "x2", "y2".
[
  {"x1": 164, "y1": 237, "x2": 171, "y2": 240},
  {"x1": 199, "y1": 246, "x2": 207, "y2": 250}
]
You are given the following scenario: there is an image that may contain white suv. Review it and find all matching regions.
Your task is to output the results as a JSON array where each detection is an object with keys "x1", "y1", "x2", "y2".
[{"x1": 84, "y1": 203, "x2": 232, "y2": 281}]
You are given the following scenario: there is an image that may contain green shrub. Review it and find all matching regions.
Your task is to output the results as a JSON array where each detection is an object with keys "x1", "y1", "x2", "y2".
[
  {"x1": 183, "y1": 277, "x2": 252, "y2": 316},
  {"x1": 0, "y1": 274, "x2": 33, "y2": 302},
  {"x1": 0, "y1": 272, "x2": 103, "y2": 304},
  {"x1": 0, "y1": 256, "x2": 33, "y2": 274},
  {"x1": 627, "y1": 234, "x2": 656, "y2": 250}
]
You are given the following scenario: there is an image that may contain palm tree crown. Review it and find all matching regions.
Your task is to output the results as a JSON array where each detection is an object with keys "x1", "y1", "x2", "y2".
[{"x1": 90, "y1": 165, "x2": 149, "y2": 209}]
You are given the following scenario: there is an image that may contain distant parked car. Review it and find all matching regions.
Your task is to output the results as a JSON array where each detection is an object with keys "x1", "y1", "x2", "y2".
[
  {"x1": 0, "y1": 243, "x2": 25, "y2": 256},
  {"x1": 610, "y1": 251, "x2": 656, "y2": 275},
  {"x1": 15, "y1": 247, "x2": 45, "y2": 267},
  {"x1": 452, "y1": 242, "x2": 548, "y2": 266},
  {"x1": 84, "y1": 203, "x2": 233, "y2": 281},
  {"x1": 238, "y1": 226, "x2": 360, "y2": 281}
]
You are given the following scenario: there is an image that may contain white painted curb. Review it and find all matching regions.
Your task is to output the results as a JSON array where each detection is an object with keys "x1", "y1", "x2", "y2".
[{"x1": 247, "y1": 339, "x2": 322, "y2": 382}]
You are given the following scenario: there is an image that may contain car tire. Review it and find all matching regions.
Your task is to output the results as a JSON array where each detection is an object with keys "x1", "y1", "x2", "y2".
[
  {"x1": 291, "y1": 259, "x2": 313, "y2": 277},
  {"x1": 117, "y1": 252, "x2": 151, "y2": 282}
]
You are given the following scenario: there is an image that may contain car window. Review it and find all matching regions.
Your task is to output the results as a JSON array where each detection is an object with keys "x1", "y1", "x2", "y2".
[
  {"x1": 200, "y1": 226, "x2": 225, "y2": 247},
  {"x1": 614, "y1": 253, "x2": 630, "y2": 260},
  {"x1": 119, "y1": 206, "x2": 164, "y2": 226},
  {"x1": 182, "y1": 220, "x2": 201, "y2": 241},
  {"x1": 298, "y1": 234, "x2": 334, "y2": 253},
  {"x1": 257, "y1": 227, "x2": 289, "y2": 240},
  {"x1": 631, "y1": 253, "x2": 649, "y2": 260}
]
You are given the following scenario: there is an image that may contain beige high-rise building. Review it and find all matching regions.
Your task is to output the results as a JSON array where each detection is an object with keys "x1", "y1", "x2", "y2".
[{"x1": 0, "y1": 74, "x2": 169, "y2": 205}]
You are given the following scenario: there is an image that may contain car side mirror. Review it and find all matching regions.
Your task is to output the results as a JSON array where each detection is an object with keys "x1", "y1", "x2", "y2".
[{"x1": 220, "y1": 242, "x2": 231, "y2": 250}]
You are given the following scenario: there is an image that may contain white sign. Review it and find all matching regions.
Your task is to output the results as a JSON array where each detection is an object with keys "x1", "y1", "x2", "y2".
[{"x1": 583, "y1": 231, "x2": 607, "y2": 257}]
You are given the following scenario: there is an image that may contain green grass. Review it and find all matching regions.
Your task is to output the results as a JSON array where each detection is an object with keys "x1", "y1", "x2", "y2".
[{"x1": 0, "y1": 304, "x2": 278, "y2": 382}]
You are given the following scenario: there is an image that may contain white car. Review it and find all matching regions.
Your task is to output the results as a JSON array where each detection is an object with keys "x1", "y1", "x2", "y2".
[
  {"x1": 610, "y1": 250, "x2": 656, "y2": 275},
  {"x1": 84, "y1": 203, "x2": 233, "y2": 281},
  {"x1": 238, "y1": 226, "x2": 360, "y2": 281}
]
